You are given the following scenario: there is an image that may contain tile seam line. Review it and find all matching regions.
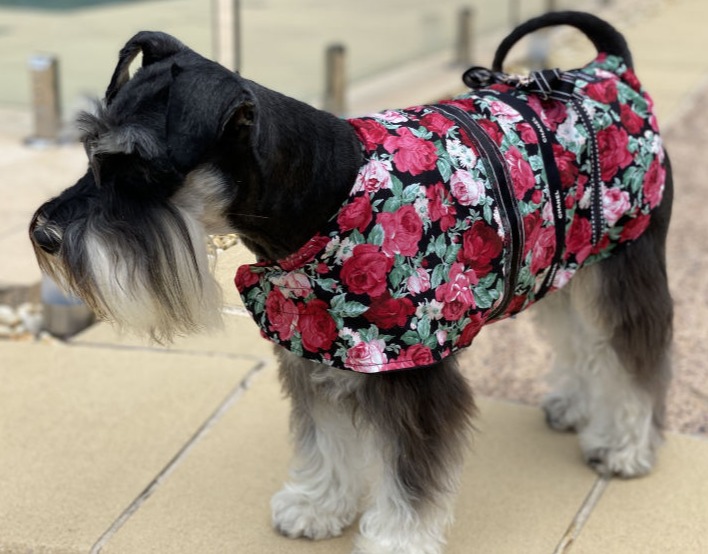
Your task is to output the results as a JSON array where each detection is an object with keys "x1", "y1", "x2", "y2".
[
  {"x1": 552, "y1": 476, "x2": 610, "y2": 554},
  {"x1": 67, "y1": 338, "x2": 264, "y2": 363},
  {"x1": 88, "y1": 360, "x2": 267, "y2": 554}
]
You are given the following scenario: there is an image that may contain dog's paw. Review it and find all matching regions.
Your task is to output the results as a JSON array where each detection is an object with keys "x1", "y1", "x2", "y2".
[
  {"x1": 582, "y1": 444, "x2": 656, "y2": 478},
  {"x1": 542, "y1": 393, "x2": 586, "y2": 432},
  {"x1": 271, "y1": 486, "x2": 357, "y2": 540}
]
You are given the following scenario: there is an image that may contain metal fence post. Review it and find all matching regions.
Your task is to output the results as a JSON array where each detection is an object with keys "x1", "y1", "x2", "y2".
[
  {"x1": 324, "y1": 44, "x2": 346, "y2": 116},
  {"x1": 212, "y1": 0, "x2": 241, "y2": 72},
  {"x1": 455, "y1": 7, "x2": 475, "y2": 66},
  {"x1": 28, "y1": 54, "x2": 62, "y2": 143}
]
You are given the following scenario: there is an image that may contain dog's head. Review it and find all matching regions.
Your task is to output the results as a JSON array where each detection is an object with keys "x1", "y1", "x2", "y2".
[{"x1": 29, "y1": 32, "x2": 260, "y2": 340}]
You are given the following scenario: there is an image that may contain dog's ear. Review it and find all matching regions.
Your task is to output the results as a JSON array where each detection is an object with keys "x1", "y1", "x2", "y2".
[
  {"x1": 165, "y1": 64, "x2": 256, "y2": 170},
  {"x1": 106, "y1": 31, "x2": 186, "y2": 104}
]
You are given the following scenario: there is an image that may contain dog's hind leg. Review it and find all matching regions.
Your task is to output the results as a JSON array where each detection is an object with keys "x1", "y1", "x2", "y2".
[
  {"x1": 540, "y1": 162, "x2": 673, "y2": 477},
  {"x1": 354, "y1": 357, "x2": 475, "y2": 554},
  {"x1": 272, "y1": 351, "x2": 368, "y2": 540}
]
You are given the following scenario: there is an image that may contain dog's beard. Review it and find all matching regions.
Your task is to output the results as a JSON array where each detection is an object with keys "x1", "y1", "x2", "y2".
[{"x1": 34, "y1": 204, "x2": 222, "y2": 342}]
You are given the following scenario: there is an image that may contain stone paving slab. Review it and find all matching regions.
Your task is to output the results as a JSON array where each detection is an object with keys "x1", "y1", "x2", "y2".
[
  {"x1": 0, "y1": 341, "x2": 259, "y2": 554},
  {"x1": 99, "y1": 366, "x2": 597, "y2": 554}
]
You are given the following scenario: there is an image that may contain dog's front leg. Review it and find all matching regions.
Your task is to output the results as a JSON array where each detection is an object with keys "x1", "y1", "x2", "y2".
[
  {"x1": 354, "y1": 357, "x2": 475, "y2": 554},
  {"x1": 272, "y1": 351, "x2": 368, "y2": 540}
]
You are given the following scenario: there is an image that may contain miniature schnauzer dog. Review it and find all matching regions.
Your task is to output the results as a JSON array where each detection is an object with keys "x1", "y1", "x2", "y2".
[{"x1": 30, "y1": 11, "x2": 672, "y2": 554}]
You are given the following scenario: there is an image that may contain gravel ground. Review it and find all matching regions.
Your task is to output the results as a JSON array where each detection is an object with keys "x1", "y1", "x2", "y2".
[{"x1": 460, "y1": 82, "x2": 708, "y2": 439}]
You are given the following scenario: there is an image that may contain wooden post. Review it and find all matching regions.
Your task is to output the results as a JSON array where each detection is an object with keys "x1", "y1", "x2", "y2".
[
  {"x1": 455, "y1": 7, "x2": 475, "y2": 66},
  {"x1": 546, "y1": 0, "x2": 558, "y2": 12},
  {"x1": 213, "y1": 0, "x2": 241, "y2": 72},
  {"x1": 324, "y1": 44, "x2": 346, "y2": 116},
  {"x1": 28, "y1": 54, "x2": 61, "y2": 142}
]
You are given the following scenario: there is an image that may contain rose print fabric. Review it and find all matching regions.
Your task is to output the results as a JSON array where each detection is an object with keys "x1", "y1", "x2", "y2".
[{"x1": 236, "y1": 54, "x2": 666, "y2": 373}]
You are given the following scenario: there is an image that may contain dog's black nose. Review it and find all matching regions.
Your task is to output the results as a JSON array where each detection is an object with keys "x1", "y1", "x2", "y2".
[{"x1": 32, "y1": 225, "x2": 63, "y2": 255}]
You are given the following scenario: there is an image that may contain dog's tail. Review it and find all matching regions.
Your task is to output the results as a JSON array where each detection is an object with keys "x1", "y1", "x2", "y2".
[{"x1": 492, "y1": 11, "x2": 633, "y2": 71}]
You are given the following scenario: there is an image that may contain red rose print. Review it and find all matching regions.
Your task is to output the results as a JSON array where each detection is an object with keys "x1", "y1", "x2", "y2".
[
  {"x1": 364, "y1": 292, "x2": 415, "y2": 329},
  {"x1": 458, "y1": 220, "x2": 503, "y2": 277},
  {"x1": 420, "y1": 111, "x2": 455, "y2": 135},
  {"x1": 643, "y1": 158, "x2": 665, "y2": 209},
  {"x1": 426, "y1": 182, "x2": 457, "y2": 231},
  {"x1": 620, "y1": 103, "x2": 644, "y2": 135},
  {"x1": 597, "y1": 125, "x2": 632, "y2": 181},
  {"x1": 552, "y1": 144, "x2": 579, "y2": 189},
  {"x1": 265, "y1": 289, "x2": 298, "y2": 340},
  {"x1": 383, "y1": 127, "x2": 438, "y2": 176},
  {"x1": 477, "y1": 118, "x2": 504, "y2": 146},
  {"x1": 530, "y1": 226, "x2": 556, "y2": 274},
  {"x1": 337, "y1": 194, "x2": 373, "y2": 232},
  {"x1": 280, "y1": 235, "x2": 330, "y2": 271},
  {"x1": 377, "y1": 204, "x2": 423, "y2": 257},
  {"x1": 396, "y1": 343, "x2": 435, "y2": 367},
  {"x1": 298, "y1": 299, "x2": 337, "y2": 352},
  {"x1": 586, "y1": 80, "x2": 618, "y2": 103},
  {"x1": 235, "y1": 264, "x2": 261, "y2": 292},
  {"x1": 517, "y1": 122, "x2": 538, "y2": 144},
  {"x1": 565, "y1": 217, "x2": 593, "y2": 264},
  {"x1": 621, "y1": 68, "x2": 642, "y2": 92},
  {"x1": 455, "y1": 313, "x2": 483, "y2": 348},
  {"x1": 341, "y1": 244, "x2": 394, "y2": 297},
  {"x1": 541, "y1": 98, "x2": 568, "y2": 130},
  {"x1": 435, "y1": 263, "x2": 477, "y2": 321},
  {"x1": 620, "y1": 213, "x2": 651, "y2": 242},
  {"x1": 351, "y1": 118, "x2": 390, "y2": 151},
  {"x1": 505, "y1": 147, "x2": 536, "y2": 200}
]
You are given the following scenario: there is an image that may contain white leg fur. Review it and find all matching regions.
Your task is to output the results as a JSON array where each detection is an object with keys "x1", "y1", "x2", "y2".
[
  {"x1": 535, "y1": 267, "x2": 660, "y2": 477},
  {"x1": 271, "y1": 399, "x2": 367, "y2": 540},
  {"x1": 354, "y1": 463, "x2": 458, "y2": 554}
]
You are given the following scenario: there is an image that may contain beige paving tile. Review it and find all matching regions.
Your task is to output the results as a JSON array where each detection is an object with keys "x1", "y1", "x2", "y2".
[
  {"x1": 572, "y1": 433, "x2": 708, "y2": 554},
  {"x1": 102, "y1": 365, "x2": 596, "y2": 553},
  {"x1": 72, "y1": 313, "x2": 272, "y2": 362},
  {"x1": 213, "y1": 243, "x2": 256, "y2": 310},
  {"x1": 0, "y1": 341, "x2": 257, "y2": 554}
]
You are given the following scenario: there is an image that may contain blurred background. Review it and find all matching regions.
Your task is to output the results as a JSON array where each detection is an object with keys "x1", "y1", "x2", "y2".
[{"x1": 0, "y1": 0, "x2": 608, "y2": 119}]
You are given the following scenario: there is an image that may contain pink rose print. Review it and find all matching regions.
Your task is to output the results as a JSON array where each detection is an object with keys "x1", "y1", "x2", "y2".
[
  {"x1": 345, "y1": 340, "x2": 388, "y2": 372},
  {"x1": 603, "y1": 187, "x2": 631, "y2": 226},
  {"x1": 407, "y1": 267, "x2": 431, "y2": 295},
  {"x1": 355, "y1": 159, "x2": 392, "y2": 193},
  {"x1": 435, "y1": 263, "x2": 478, "y2": 321},
  {"x1": 505, "y1": 147, "x2": 536, "y2": 200},
  {"x1": 450, "y1": 169, "x2": 484, "y2": 207},
  {"x1": 377, "y1": 204, "x2": 424, "y2": 257},
  {"x1": 383, "y1": 127, "x2": 439, "y2": 176}
]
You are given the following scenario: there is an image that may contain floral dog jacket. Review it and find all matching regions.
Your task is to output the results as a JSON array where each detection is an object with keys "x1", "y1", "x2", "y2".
[{"x1": 235, "y1": 54, "x2": 667, "y2": 373}]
